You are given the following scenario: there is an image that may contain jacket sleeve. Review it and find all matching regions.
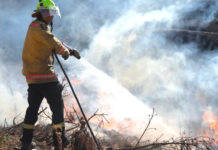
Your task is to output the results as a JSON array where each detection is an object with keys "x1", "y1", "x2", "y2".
[{"x1": 32, "y1": 23, "x2": 69, "y2": 56}]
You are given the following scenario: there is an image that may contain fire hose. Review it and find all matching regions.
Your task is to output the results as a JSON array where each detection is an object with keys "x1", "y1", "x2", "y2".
[{"x1": 54, "y1": 49, "x2": 102, "y2": 150}]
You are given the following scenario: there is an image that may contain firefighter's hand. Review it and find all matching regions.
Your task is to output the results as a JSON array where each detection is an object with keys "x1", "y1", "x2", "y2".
[
  {"x1": 61, "y1": 51, "x2": 70, "y2": 60},
  {"x1": 69, "y1": 49, "x2": 81, "y2": 59}
]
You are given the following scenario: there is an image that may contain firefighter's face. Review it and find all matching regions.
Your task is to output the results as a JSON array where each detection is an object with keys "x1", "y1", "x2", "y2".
[
  {"x1": 40, "y1": 10, "x2": 55, "y2": 25},
  {"x1": 43, "y1": 16, "x2": 54, "y2": 25}
]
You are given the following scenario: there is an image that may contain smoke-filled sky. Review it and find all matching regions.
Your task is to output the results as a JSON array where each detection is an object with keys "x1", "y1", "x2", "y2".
[{"x1": 0, "y1": 0, "x2": 218, "y2": 139}]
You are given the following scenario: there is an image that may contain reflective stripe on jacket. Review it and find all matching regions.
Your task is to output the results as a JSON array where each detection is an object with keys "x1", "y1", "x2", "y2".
[{"x1": 22, "y1": 20, "x2": 69, "y2": 84}]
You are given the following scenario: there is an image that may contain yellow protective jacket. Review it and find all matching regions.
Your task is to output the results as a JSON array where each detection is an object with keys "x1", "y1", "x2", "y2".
[{"x1": 22, "y1": 20, "x2": 69, "y2": 84}]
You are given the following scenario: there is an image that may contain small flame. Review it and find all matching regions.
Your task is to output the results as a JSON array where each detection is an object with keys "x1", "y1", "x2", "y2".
[
  {"x1": 202, "y1": 110, "x2": 218, "y2": 146},
  {"x1": 71, "y1": 79, "x2": 82, "y2": 86}
]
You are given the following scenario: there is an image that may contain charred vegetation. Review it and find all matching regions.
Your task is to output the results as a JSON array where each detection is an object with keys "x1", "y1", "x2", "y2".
[{"x1": 163, "y1": 1, "x2": 218, "y2": 50}]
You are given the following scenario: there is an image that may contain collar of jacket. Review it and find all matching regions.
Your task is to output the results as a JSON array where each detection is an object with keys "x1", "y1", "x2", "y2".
[{"x1": 35, "y1": 19, "x2": 53, "y2": 32}]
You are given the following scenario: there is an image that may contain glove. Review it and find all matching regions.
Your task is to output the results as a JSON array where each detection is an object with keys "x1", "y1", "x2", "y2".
[
  {"x1": 61, "y1": 50, "x2": 70, "y2": 60},
  {"x1": 69, "y1": 49, "x2": 81, "y2": 59}
]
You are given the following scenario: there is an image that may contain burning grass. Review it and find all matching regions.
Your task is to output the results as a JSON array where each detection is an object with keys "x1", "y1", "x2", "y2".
[{"x1": 0, "y1": 107, "x2": 216, "y2": 150}]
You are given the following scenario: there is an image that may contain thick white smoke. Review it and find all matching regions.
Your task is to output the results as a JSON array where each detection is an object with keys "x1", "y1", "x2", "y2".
[
  {"x1": 83, "y1": 0, "x2": 218, "y2": 134},
  {"x1": 0, "y1": 58, "x2": 27, "y2": 123},
  {"x1": 64, "y1": 59, "x2": 178, "y2": 138}
]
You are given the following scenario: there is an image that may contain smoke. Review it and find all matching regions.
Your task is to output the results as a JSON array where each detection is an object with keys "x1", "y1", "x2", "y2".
[
  {"x1": 0, "y1": 59, "x2": 27, "y2": 123},
  {"x1": 83, "y1": 0, "x2": 218, "y2": 134},
  {"x1": 64, "y1": 59, "x2": 178, "y2": 138},
  {"x1": 54, "y1": 0, "x2": 131, "y2": 50},
  {"x1": 0, "y1": 0, "x2": 217, "y2": 139}
]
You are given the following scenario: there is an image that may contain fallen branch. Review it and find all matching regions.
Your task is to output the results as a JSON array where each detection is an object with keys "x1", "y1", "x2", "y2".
[{"x1": 117, "y1": 136, "x2": 215, "y2": 150}]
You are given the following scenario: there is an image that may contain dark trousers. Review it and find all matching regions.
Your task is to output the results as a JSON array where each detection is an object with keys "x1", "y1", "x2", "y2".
[{"x1": 21, "y1": 81, "x2": 66, "y2": 145}]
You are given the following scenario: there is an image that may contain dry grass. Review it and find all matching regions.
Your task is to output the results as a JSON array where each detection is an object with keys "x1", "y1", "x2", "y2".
[{"x1": 0, "y1": 106, "x2": 216, "y2": 150}]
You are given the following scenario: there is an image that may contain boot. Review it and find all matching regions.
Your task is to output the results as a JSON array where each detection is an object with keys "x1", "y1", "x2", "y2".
[
  {"x1": 21, "y1": 142, "x2": 36, "y2": 150},
  {"x1": 53, "y1": 126, "x2": 69, "y2": 150},
  {"x1": 54, "y1": 139, "x2": 69, "y2": 150}
]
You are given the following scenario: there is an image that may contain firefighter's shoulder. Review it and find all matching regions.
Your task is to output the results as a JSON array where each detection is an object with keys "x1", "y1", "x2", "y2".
[{"x1": 30, "y1": 21, "x2": 48, "y2": 31}]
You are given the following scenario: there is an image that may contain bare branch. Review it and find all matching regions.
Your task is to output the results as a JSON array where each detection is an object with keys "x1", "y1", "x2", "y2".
[
  {"x1": 135, "y1": 108, "x2": 156, "y2": 147},
  {"x1": 88, "y1": 109, "x2": 99, "y2": 121},
  {"x1": 41, "y1": 107, "x2": 52, "y2": 121},
  {"x1": 5, "y1": 107, "x2": 48, "y2": 132}
]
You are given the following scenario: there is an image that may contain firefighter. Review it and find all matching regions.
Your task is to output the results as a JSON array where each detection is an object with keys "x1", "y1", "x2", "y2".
[{"x1": 21, "y1": 0, "x2": 80, "y2": 149}]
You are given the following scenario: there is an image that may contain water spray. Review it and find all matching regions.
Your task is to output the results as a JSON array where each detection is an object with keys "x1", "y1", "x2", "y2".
[{"x1": 54, "y1": 50, "x2": 102, "y2": 150}]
